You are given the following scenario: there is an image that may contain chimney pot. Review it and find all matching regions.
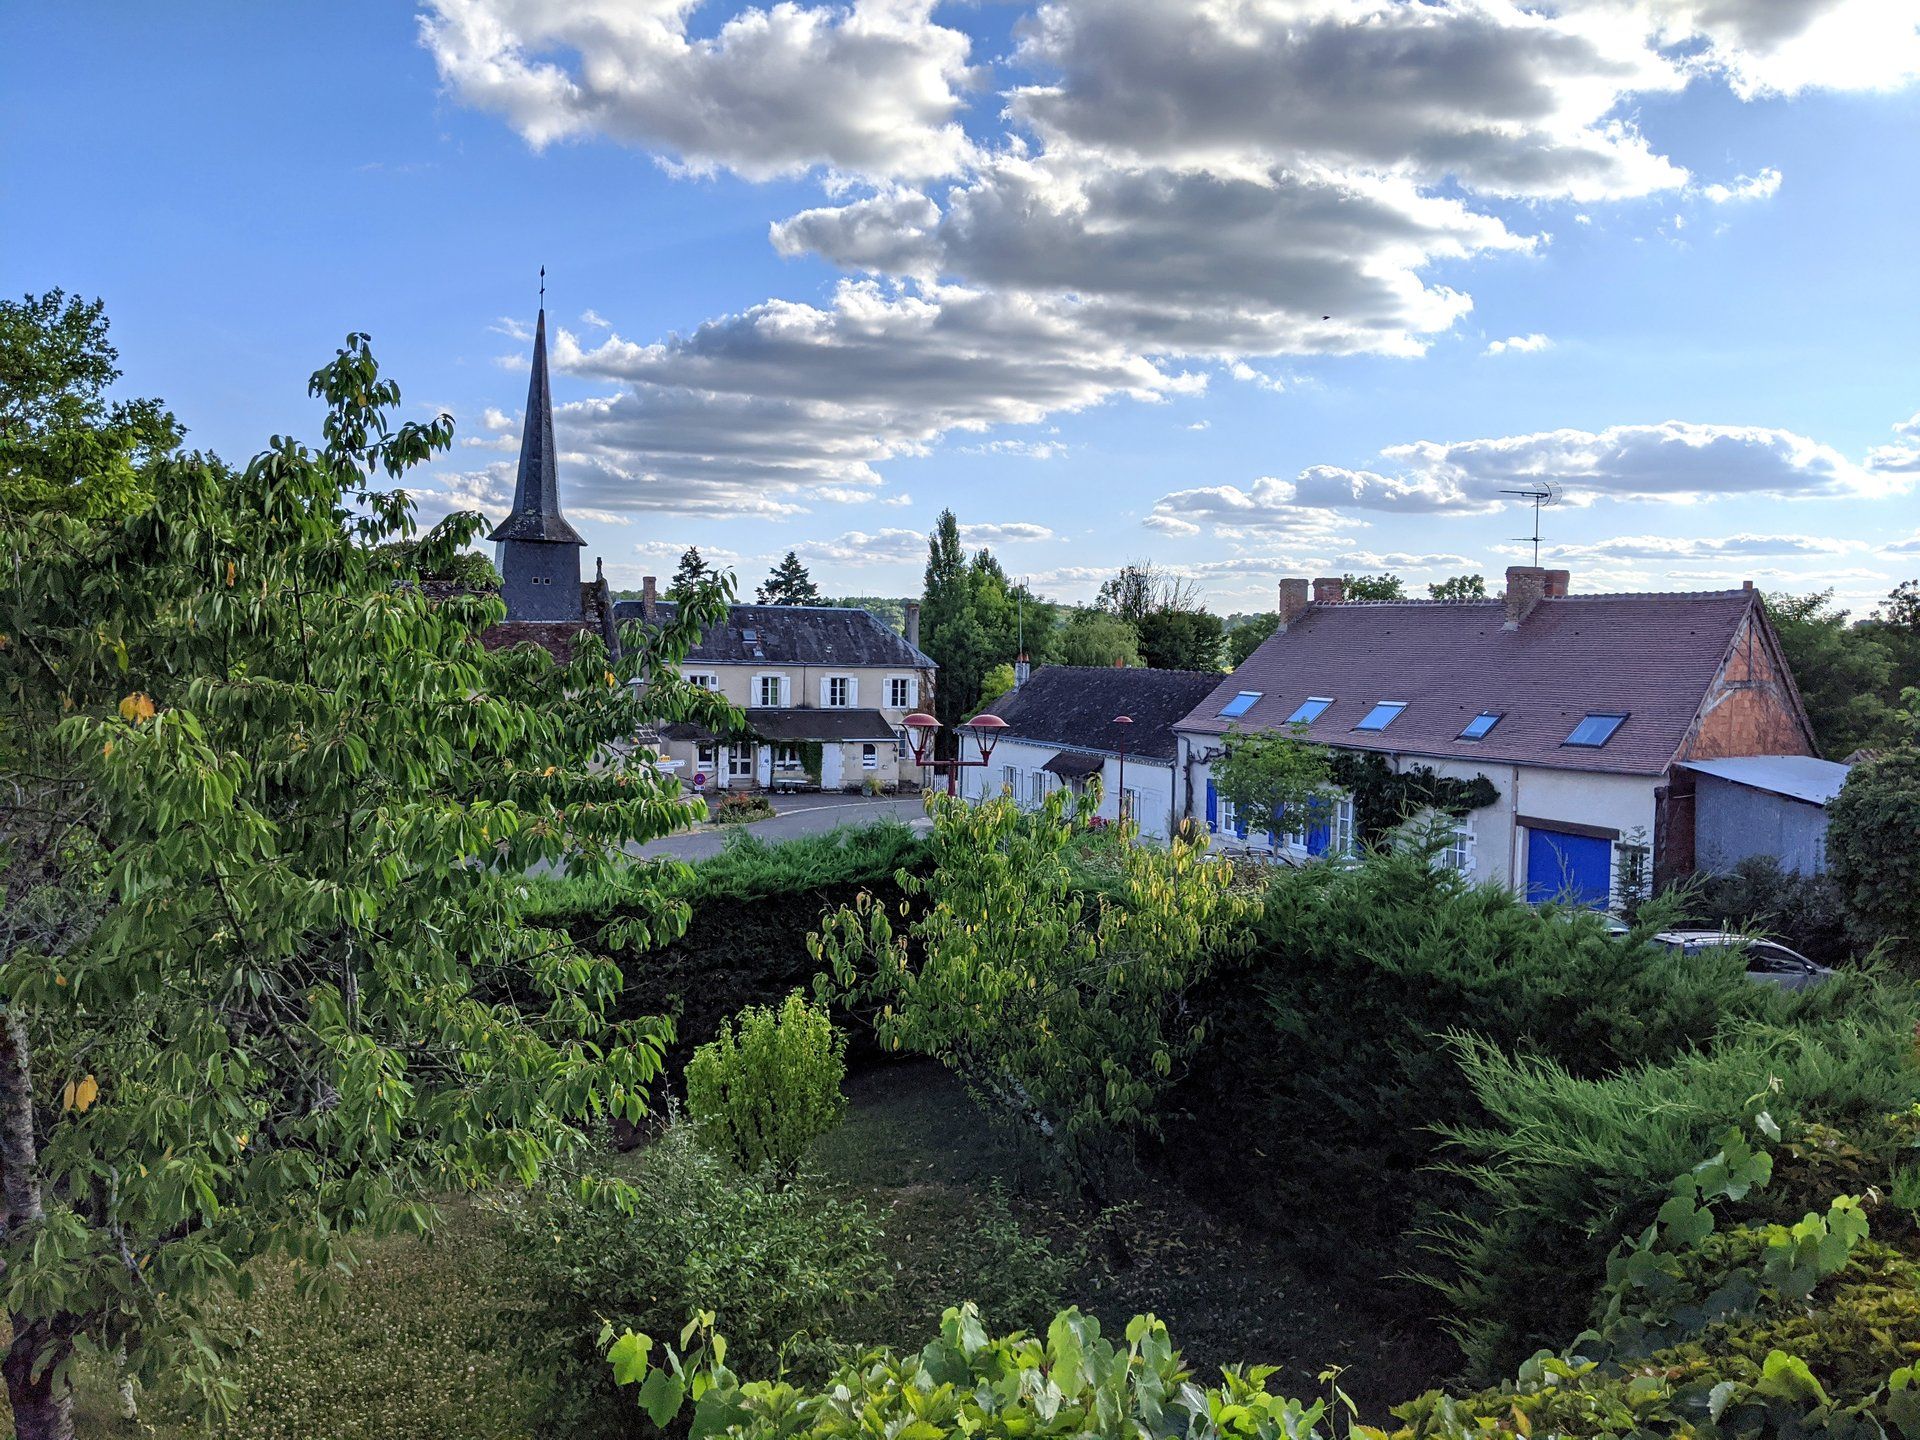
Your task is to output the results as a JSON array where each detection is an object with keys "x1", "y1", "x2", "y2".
[
  {"x1": 1277, "y1": 577, "x2": 1310, "y2": 630},
  {"x1": 1503, "y1": 565, "x2": 1548, "y2": 629},
  {"x1": 1312, "y1": 576, "x2": 1345, "y2": 605},
  {"x1": 1113, "y1": 656, "x2": 1125, "y2": 668},
  {"x1": 1015, "y1": 652, "x2": 1031, "y2": 689},
  {"x1": 1544, "y1": 568, "x2": 1571, "y2": 598},
  {"x1": 904, "y1": 600, "x2": 922, "y2": 648},
  {"x1": 641, "y1": 574, "x2": 658, "y2": 621},
  {"x1": 1742, "y1": 579, "x2": 1754, "y2": 591}
]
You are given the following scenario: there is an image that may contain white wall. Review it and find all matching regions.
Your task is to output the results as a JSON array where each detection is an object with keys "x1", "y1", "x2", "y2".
[{"x1": 958, "y1": 737, "x2": 1180, "y2": 840}]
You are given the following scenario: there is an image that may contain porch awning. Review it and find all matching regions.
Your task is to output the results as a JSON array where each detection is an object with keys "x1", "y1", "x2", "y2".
[
  {"x1": 1042, "y1": 749, "x2": 1105, "y2": 780},
  {"x1": 746, "y1": 708, "x2": 899, "y2": 744}
]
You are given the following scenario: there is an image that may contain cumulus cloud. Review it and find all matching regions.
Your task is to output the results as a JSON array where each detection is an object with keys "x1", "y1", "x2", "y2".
[
  {"x1": 1621, "y1": 0, "x2": 1920, "y2": 97},
  {"x1": 1551, "y1": 532, "x2": 1863, "y2": 560},
  {"x1": 419, "y1": 0, "x2": 977, "y2": 181},
  {"x1": 961, "y1": 522, "x2": 1054, "y2": 544},
  {"x1": 1484, "y1": 332, "x2": 1553, "y2": 355},
  {"x1": 1143, "y1": 476, "x2": 1365, "y2": 541},
  {"x1": 1701, "y1": 166, "x2": 1783, "y2": 202},
  {"x1": 798, "y1": 528, "x2": 929, "y2": 565},
  {"x1": 956, "y1": 439, "x2": 1068, "y2": 459},
  {"x1": 1865, "y1": 410, "x2": 1920, "y2": 474},
  {"x1": 480, "y1": 406, "x2": 514, "y2": 431}
]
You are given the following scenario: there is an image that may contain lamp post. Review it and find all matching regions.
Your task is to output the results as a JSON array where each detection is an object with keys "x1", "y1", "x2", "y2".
[
  {"x1": 1112, "y1": 714, "x2": 1133, "y2": 828},
  {"x1": 903, "y1": 711, "x2": 1008, "y2": 798}
]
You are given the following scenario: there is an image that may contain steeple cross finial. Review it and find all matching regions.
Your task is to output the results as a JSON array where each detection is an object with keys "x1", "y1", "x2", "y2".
[{"x1": 539, "y1": 264, "x2": 545, "y2": 308}]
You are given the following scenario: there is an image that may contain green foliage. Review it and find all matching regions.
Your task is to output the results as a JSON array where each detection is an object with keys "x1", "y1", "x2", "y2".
[
  {"x1": 501, "y1": 1119, "x2": 885, "y2": 1439},
  {"x1": 1323, "y1": 751, "x2": 1499, "y2": 843},
  {"x1": 1225, "y1": 611, "x2": 1279, "y2": 668},
  {"x1": 815, "y1": 790, "x2": 1256, "y2": 1197},
  {"x1": 1342, "y1": 573, "x2": 1405, "y2": 600},
  {"x1": 1427, "y1": 575, "x2": 1486, "y2": 601},
  {"x1": 687, "y1": 993, "x2": 848, "y2": 1182},
  {"x1": 1685, "y1": 856, "x2": 1854, "y2": 966},
  {"x1": 1213, "y1": 727, "x2": 1334, "y2": 829},
  {"x1": 1136, "y1": 606, "x2": 1223, "y2": 671},
  {"x1": 0, "y1": 330, "x2": 737, "y2": 1424},
  {"x1": 796, "y1": 740, "x2": 825, "y2": 785},
  {"x1": 756, "y1": 550, "x2": 824, "y2": 605},
  {"x1": 670, "y1": 546, "x2": 721, "y2": 600},
  {"x1": 1766, "y1": 590, "x2": 1900, "y2": 758},
  {"x1": 713, "y1": 792, "x2": 776, "y2": 824},
  {"x1": 1054, "y1": 609, "x2": 1142, "y2": 669},
  {"x1": 920, "y1": 518, "x2": 1028, "y2": 729},
  {"x1": 1826, "y1": 747, "x2": 1920, "y2": 959},
  {"x1": 368, "y1": 536, "x2": 500, "y2": 588},
  {"x1": 979, "y1": 662, "x2": 1017, "y2": 705}
]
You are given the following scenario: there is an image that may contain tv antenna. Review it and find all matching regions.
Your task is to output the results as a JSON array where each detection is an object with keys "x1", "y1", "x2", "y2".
[{"x1": 1501, "y1": 481, "x2": 1561, "y2": 566}]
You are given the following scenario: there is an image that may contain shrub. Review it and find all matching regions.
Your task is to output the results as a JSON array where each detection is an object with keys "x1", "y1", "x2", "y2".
[
  {"x1": 712, "y1": 791, "x2": 776, "y2": 825},
  {"x1": 499, "y1": 1120, "x2": 884, "y2": 1439},
  {"x1": 687, "y1": 993, "x2": 848, "y2": 1181},
  {"x1": 1827, "y1": 747, "x2": 1920, "y2": 960},
  {"x1": 1685, "y1": 855, "x2": 1854, "y2": 965}
]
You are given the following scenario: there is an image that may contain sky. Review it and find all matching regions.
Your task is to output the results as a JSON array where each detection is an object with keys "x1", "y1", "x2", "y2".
[{"x1": 4, "y1": 0, "x2": 1919, "y2": 613}]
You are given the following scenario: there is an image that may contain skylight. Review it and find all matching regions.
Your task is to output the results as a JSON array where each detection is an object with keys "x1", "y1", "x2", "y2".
[
  {"x1": 1218, "y1": 690, "x2": 1262, "y2": 719},
  {"x1": 1355, "y1": 701, "x2": 1407, "y2": 732},
  {"x1": 1458, "y1": 711, "x2": 1504, "y2": 741},
  {"x1": 1285, "y1": 697, "x2": 1333, "y2": 725},
  {"x1": 1564, "y1": 712, "x2": 1627, "y2": 747}
]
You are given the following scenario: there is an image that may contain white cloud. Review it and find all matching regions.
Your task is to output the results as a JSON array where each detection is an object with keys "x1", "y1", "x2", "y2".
[
  {"x1": 580, "y1": 309, "x2": 613, "y2": 330},
  {"x1": 481, "y1": 405, "x2": 514, "y2": 431},
  {"x1": 1551, "y1": 533, "x2": 1863, "y2": 561},
  {"x1": 1866, "y1": 410, "x2": 1920, "y2": 473},
  {"x1": 1701, "y1": 166, "x2": 1783, "y2": 203},
  {"x1": 1335, "y1": 550, "x2": 1481, "y2": 571},
  {"x1": 1143, "y1": 476, "x2": 1364, "y2": 541},
  {"x1": 960, "y1": 522, "x2": 1054, "y2": 544},
  {"x1": 1621, "y1": 0, "x2": 1920, "y2": 98},
  {"x1": 419, "y1": 0, "x2": 977, "y2": 181},
  {"x1": 1484, "y1": 332, "x2": 1553, "y2": 355},
  {"x1": 955, "y1": 439, "x2": 1068, "y2": 459},
  {"x1": 798, "y1": 528, "x2": 929, "y2": 565},
  {"x1": 1887, "y1": 532, "x2": 1920, "y2": 555}
]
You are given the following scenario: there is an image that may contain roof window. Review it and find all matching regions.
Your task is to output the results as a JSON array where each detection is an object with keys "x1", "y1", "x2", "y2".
[
  {"x1": 1355, "y1": 701, "x2": 1407, "y2": 732},
  {"x1": 1564, "y1": 712, "x2": 1627, "y2": 747},
  {"x1": 1285, "y1": 696, "x2": 1333, "y2": 725},
  {"x1": 1218, "y1": 690, "x2": 1262, "y2": 719},
  {"x1": 1458, "y1": 711, "x2": 1504, "y2": 741}
]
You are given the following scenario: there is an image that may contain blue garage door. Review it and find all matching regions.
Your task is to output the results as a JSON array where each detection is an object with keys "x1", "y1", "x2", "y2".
[{"x1": 1525, "y1": 828, "x2": 1611, "y2": 907}]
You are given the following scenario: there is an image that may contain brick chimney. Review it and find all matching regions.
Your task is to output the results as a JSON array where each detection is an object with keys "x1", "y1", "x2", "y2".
[
  {"x1": 1277, "y1": 577, "x2": 1310, "y2": 630},
  {"x1": 641, "y1": 574, "x2": 658, "y2": 621},
  {"x1": 1015, "y1": 652, "x2": 1030, "y2": 689},
  {"x1": 1312, "y1": 576, "x2": 1345, "y2": 605},
  {"x1": 1544, "y1": 568, "x2": 1571, "y2": 598},
  {"x1": 1504, "y1": 565, "x2": 1547, "y2": 629},
  {"x1": 904, "y1": 600, "x2": 922, "y2": 649},
  {"x1": 1113, "y1": 655, "x2": 1125, "y2": 668}
]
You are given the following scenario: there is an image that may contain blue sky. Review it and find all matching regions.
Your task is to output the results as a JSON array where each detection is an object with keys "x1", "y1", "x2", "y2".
[{"x1": 5, "y1": 1, "x2": 1917, "y2": 612}]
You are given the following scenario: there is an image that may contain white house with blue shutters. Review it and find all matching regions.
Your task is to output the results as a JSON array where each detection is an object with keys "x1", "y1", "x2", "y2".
[{"x1": 1174, "y1": 569, "x2": 1820, "y2": 908}]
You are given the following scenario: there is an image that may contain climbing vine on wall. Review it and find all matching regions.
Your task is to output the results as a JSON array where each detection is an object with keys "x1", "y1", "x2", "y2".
[
  {"x1": 1325, "y1": 751, "x2": 1500, "y2": 844},
  {"x1": 798, "y1": 740, "x2": 825, "y2": 785}
]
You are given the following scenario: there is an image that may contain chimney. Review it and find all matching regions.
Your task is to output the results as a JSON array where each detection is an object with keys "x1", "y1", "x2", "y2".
[
  {"x1": 1113, "y1": 655, "x2": 1125, "y2": 668},
  {"x1": 1278, "y1": 577, "x2": 1310, "y2": 630},
  {"x1": 1742, "y1": 579, "x2": 1754, "y2": 592},
  {"x1": 904, "y1": 600, "x2": 921, "y2": 649},
  {"x1": 1015, "y1": 652, "x2": 1030, "y2": 689},
  {"x1": 1544, "y1": 568, "x2": 1570, "y2": 598},
  {"x1": 641, "y1": 574, "x2": 657, "y2": 621},
  {"x1": 1312, "y1": 576, "x2": 1345, "y2": 605},
  {"x1": 1504, "y1": 565, "x2": 1547, "y2": 629}
]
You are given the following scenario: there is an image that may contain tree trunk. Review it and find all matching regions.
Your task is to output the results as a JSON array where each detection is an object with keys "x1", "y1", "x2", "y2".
[{"x1": 1, "y1": 1012, "x2": 75, "y2": 1440}]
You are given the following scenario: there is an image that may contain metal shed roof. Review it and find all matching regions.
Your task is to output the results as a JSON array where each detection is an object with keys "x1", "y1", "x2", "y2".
[{"x1": 1679, "y1": 755, "x2": 1851, "y2": 806}]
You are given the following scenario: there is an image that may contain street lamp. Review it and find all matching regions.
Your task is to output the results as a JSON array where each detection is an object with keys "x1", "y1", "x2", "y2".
[
  {"x1": 1112, "y1": 715, "x2": 1133, "y2": 828},
  {"x1": 903, "y1": 711, "x2": 1008, "y2": 798}
]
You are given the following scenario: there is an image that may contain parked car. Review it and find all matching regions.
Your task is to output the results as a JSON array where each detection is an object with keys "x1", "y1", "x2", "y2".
[{"x1": 1650, "y1": 929, "x2": 1835, "y2": 990}]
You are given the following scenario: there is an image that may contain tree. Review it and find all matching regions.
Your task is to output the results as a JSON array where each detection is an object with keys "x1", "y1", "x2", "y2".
[
  {"x1": 1343, "y1": 573, "x2": 1405, "y2": 600},
  {"x1": 1137, "y1": 607, "x2": 1223, "y2": 671},
  {"x1": 0, "y1": 332, "x2": 737, "y2": 1434},
  {"x1": 1429, "y1": 574, "x2": 1486, "y2": 601},
  {"x1": 1766, "y1": 591, "x2": 1896, "y2": 758},
  {"x1": 1212, "y1": 728, "x2": 1334, "y2": 832},
  {"x1": 756, "y1": 550, "x2": 823, "y2": 605},
  {"x1": 668, "y1": 546, "x2": 718, "y2": 600},
  {"x1": 1826, "y1": 748, "x2": 1920, "y2": 959},
  {"x1": 980, "y1": 662, "x2": 1018, "y2": 706},
  {"x1": 919, "y1": 517, "x2": 1023, "y2": 729},
  {"x1": 1054, "y1": 610, "x2": 1140, "y2": 669},
  {"x1": 685, "y1": 993, "x2": 847, "y2": 1183},
  {"x1": 0, "y1": 290, "x2": 180, "y2": 521},
  {"x1": 1225, "y1": 612, "x2": 1279, "y2": 669}
]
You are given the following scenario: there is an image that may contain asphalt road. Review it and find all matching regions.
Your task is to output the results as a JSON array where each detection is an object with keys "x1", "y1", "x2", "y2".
[{"x1": 628, "y1": 791, "x2": 930, "y2": 860}]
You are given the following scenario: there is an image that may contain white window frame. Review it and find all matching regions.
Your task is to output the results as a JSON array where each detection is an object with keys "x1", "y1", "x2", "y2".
[
  {"x1": 861, "y1": 743, "x2": 878, "y2": 770},
  {"x1": 772, "y1": 745, "x2": 804, "y2": 774},
  {"x1": 1333, "y1": 795, "x2": 1356, "y2": 857},
  {"x1": 823, "y1": 674, "x2": 854, "y2": 708},
  {"x1": 1441, "y1": 818, "x2": 1476, "y2": 874},
  {"x1": 1028, "y1": 770, "x2": 1048, "y2": 809},
  {"x1": 684, "y1": 671, "x2": 720, "y2": 691},
  {"x1": 886, "y1": 675, "x2": 918, "y2": 710},
  {"x1": 753, "y1": 673, "x2": 787, "y2": 708},
  {"x1": 1219, "y1": 795, "x2": 1238, "y2": 836},
  {"x1": 696, "y1": 743, "x2": 717, "y2": 773},
  {"x1": 727, "y1": 746, "x2": 754, "y2": 780},
  {"x1": 1002, "y1": 763, "x2": 1018, "y2": 796}
]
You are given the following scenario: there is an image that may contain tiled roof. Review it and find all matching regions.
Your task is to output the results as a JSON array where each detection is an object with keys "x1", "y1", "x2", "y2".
[
  {"x1": 987, "y1": 665, "x2": 1226, "y2": 762},
  {"x1": 1176, "y1": 591, "x2": 1763, "y2": 776},
  {"x1": 657, "y1": 708, "x2": 900, "y2": 744},
  {"x1": 611, "y1": 601, "x2": 935, "y2": 669}
]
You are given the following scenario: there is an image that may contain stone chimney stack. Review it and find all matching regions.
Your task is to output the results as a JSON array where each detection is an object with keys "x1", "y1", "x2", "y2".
[
  {"x1": 641, "y1": 574, "x2": 658, "y2": 621},
  {"x1": 904, "y1": 600, "x2": 922, "y2": 649},
  {"x1": 1015, "y1": 652, "x2": 1030, "y2": 689},
  {"x1": 1113, "y1": 655, "x2": 1126, "y2": 668},
  {"x1": 1544, "y1": 568, "x2": 1571, "y2": 598},
  {"x1": 1277, "y1": 577, "x2": 1310, "y2": 630},
  {"x1": 1504, "y1": 565, "x2": 1548, "y2": 629},
  {"x1": 1312, "y1": 576, "x2": 1345, "y2": 605}
]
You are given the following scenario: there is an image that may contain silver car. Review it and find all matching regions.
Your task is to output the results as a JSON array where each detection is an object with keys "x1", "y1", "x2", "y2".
[{"x1": 1651, "y1": 929, "x2": 1835, "y2": 991}]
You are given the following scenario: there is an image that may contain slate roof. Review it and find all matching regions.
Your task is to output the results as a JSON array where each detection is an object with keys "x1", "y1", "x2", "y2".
[
  {"x1": 1175, "y1": 591, "x2": 1765, "y2": 777},
  {"x1": 487, "y1": 310, "x2": 585, "y2": 547},
  {"x1": 1680, "y1": 755, "x2": 1851, "y2": 806},
  {"x1": 610, "y1": 601, "x2": 936, "y2": 669},
  {"x1": 656, "y1": 708, "x2": 900, "y2": 744},
  {"x1": 985, "y1": 666, "x2": 1225, "y2": 763}
]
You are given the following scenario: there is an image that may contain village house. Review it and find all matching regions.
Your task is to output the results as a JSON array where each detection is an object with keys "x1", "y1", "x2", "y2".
[
  {"x1": 1173, "y1": 568, "x2": 1819, "y2": 908},
  {"x1": 960, "y1": 664, "x2": 1224, "y2": 840}
]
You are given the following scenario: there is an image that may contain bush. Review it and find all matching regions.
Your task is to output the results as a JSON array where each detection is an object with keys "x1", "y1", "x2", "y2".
[
  {"x1": 499, "y1": 1120, "x2": 884, "y2": 1439},
  {"x1": 712, "y1": 791, "x2": 775, "y2": 825},
  {"x1": 687, "y1": 993, "x2": 847, "y2": 1181},
  {"x1": 1827, "y1": 747, "x2": 1920, "y2": 960},
  {"x1": 1685, "y1": 855, "x2": 1854, "y2": 966}
]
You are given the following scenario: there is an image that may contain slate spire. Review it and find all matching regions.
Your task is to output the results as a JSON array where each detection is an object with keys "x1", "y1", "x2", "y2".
[{"x1": 487, "y1": 307, "x2": 585, "y2": 546}]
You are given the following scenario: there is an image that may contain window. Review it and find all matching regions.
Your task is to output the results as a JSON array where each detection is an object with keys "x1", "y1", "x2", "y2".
[
  {"x1": 1218, "y1": 795, "x2": 1238, "y2": 836},
  {"x1": 862, "y1": 743, "x2": 878, "y2": 770},
  {"x1": 1002, "y1": 764, "x2": 1018, "y2": 795},
  {"x1": 1564, "y1": 712, "x2": 1627, "y2": 747},
  {"x1": 741, "y1": 628, "x2": 757, "y2": 643},
  {"x1": 1355, "y1": 700, "x2": 1407, "y2": 732},
  {"x1": 1440, "y1": 820, "x2": 1475, "y2": 873},
  {"x1": 1332, "y1": 796, "x2": 1356, "y2": 857},
  {"x1": 685, "y1": 671, "x2": 719, "y2": 691},
  {"x1": 727, "y1": 746, "x2": 754, "y2": 780},
  {"x1": 755, "y1": 675, "x2": 785, "y2": 708},
  {"x1": 1028, "y1": 771, "x2": 1048, "y2": 809},
  {"x1": 897, "y1": 727, "x2": 912, "y2": 759},
  {"x1": 696, "y1": 743, "x2": 717, "y2": 774},
  {"x1": 1286, "y1": 697, "x2": 1333, "y2": 725},
  {"x1": 887, "y1": 676, "x2": 916, "y2": 709},
  {"x1": 1458, "y1": 711, "x2": 1503, "y2": 741},
  {"x1": 773, "y1": 745, "x2": 802, "y2": 773},
  {"x1": 1122, "y1": 787, "x2": 1142, "y2": 825},
  {"x1": 825, "y1": 675, "x2": 852, "y2": 707},
  {"x1": 1218, "y1": 690, "x2": 1262, "y2": 718}
]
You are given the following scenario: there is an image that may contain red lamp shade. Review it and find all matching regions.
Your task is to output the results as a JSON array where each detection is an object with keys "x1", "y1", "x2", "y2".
[{"x1": 960, "y1": 711, "x2": 1008, "y2": 762}]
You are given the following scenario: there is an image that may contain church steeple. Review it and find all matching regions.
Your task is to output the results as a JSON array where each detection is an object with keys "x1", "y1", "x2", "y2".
[{"x1": 489, "y1": 304, "x2": 585, "y2": 621}]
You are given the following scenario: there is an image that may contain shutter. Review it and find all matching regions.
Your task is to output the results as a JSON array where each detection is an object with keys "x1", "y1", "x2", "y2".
[
  {"x1": 1205, "y1": 779, "x2": 1218, "y2": 831},
  {"x1": 848, "y1": 677, "x2": 858, "y2": 706},
  {"x1": 820, "y1": 677, "x2": 831, "y2": 707}
]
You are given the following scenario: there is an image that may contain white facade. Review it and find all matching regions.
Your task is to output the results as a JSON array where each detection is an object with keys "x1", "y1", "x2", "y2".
[{"x1": 958, "y1": 736, "x2": 1180, "y2": 840}]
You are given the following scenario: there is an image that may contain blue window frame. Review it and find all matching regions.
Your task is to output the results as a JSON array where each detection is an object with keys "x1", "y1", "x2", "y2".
[
  {"x1": 1564, "y1": 712, "x2": 1627, "y2": 747},
  {"x1": 1458, "y1": 711, "x2": 1503, "y2": 741},
  {"x1": 1218, "y1": 690, "x2": 1262, "y2": 719},
  {"x1": 1285, "y1": 696, "x2": 1333, "y2": 725},
  {"x1": 1355, "y1": 700, "x2": 1407, "y2": 732}
]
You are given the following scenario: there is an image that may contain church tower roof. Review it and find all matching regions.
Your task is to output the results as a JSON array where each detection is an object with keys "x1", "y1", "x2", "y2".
[{"x1": 487, "y1": 308, "x2": 586, "y2": 546}]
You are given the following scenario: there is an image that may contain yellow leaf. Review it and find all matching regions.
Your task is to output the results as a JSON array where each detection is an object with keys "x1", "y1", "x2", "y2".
[
  {"x1": 118, "y1": 692, "x2": 156, "y2": 724},
  {"x1": 605, "y1": 670, "x2": 617, "y2": 687},
  {"x1": 74, "y1": 1075, "x2": 99, "y2": 1112},
  {"x1": 234, "y1": 1132, "x2": 249, "y2": 1150},
  {"x1": 60, "y1": 1080, "x2": 76, "y2": 1111},
  {"x1": 225, "y1": 560, "x2": 236, "y2": 587},
  {"x1": 1511, "y1": 1406, "x2": 1532, "y2": 1438}
]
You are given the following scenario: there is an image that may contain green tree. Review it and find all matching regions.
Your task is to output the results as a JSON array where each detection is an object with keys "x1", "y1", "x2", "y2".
[
  {"x1": 0, "y1": 332, "x2": 736, "y2": 1434},
  {"x1": 980, "y1": 662, "x2": 1018, "y2": 706},
  {"x1": 669, "y1": 545, "x2": 719, "y2": 600},
  {"x1": 1428, "y1": 574, "x2": 1487, "y2": 601},
  {"x1": 686, "y1": 993, "x2": 848, "y2": 1183},
  {"x1": 1766, "y1": 591, "x2": 1896, "y2": 758},
  {"x1": 1343, "y1": 572, "x2": 1405, "y2": 600},
  {"x1": 1212, "y1": 728, "x2": 1334, "y2": 832},
  {"x1": 1826, "y1": 748, "x2": 1920, "y2": 958},
  {"x1": 1136, "y1": 607, "x2": 1223, "y2": 670},
  {"x1": 756, "y1": 550, "x2": 823, "y2": 605},
  {"x1": 0, "y1": 290, "x2": 181, "y2": 521},
  {"x1": 1225, "y1": 612, "x2": 1279, "y2": 669},
  {"x1": 1054, "y1": 610, "x2": 1140, "y2": 669},
  {"x1": 814, "y1": 791, "x2": 1254, "y2": 1200}
]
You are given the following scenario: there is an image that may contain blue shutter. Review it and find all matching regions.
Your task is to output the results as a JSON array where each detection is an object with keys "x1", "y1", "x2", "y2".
[
  {"x1": 1307, "y1": 821, "x2": 1331, "y2": 857},
  {"x1": 1205, "y1": 779, "x2": 1218, "y2": 831}
]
